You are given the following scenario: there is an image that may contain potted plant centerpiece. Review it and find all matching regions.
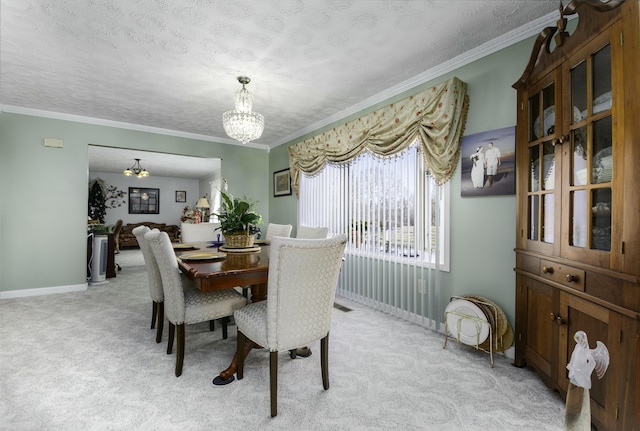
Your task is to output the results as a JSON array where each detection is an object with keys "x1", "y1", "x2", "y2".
[{"x1": 215, "y1": 190, "x2": 262, "y2": 248}]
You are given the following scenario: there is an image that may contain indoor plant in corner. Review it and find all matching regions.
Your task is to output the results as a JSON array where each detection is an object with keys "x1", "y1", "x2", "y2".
[{"x1": 214, "y1": 190, "x2": 262, "y2": 248}]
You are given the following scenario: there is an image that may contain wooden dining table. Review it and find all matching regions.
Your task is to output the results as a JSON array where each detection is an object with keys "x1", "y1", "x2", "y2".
[{"x1": 175, "y1": 242, "x2": 270, "y2": 385}]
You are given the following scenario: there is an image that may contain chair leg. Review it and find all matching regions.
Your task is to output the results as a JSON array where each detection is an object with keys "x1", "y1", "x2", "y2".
[
  {"x1": 151, "y1": 302, "x2": 158, "y2": 329},
  {"x1": 175, "y1": 324, "x2": 185, "y2": 377},
  {"x1": 221, "y1": 316, "x2": 230, "y2": 339},
  {"x1": 167, "y1": 322, "x2": 175, "y2": 354},
  {"x1": 321, "y1": 334, "x2": 329, "y2": 390},
  {"x1": 236, "y1": 331, "x2": 246, "y2": 380},
  {"x1": 209, "y1": 320, "x2": 215, "y2": 331},
  {"x1": 155, "y1": 302, "x2": 164, "y2": 344},
  {"x1": 270, "y1": 351, "x2": 278, "y2": 417}
]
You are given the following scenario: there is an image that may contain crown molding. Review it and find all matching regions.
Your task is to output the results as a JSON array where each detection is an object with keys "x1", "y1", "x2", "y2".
[
  {"x1": 272, "y1": 9, "x2": 561, "y2": 148},
  {"x1": 0, "y1": 104, "x2": 270, "y2": 151}
]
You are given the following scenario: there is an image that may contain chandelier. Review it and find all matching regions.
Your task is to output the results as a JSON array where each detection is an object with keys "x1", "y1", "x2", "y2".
[
  {"x1": 123, "y1": 158, "x2": 149, "y2": 178},
  {"x1": 222, "y1": 76, "x2": 265, "y2": 145}
]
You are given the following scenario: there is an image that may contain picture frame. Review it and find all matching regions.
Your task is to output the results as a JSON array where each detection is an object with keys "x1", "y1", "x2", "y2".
[
  {"x1": 273, "y1": 168, "x2": 292, "y2": 197},
  {"x1": 175, "y1": 190, "x2": 186, "y2": 203},
  {"x1": 129, "y1": 187, "x2": 160, "y2": 214},
  {"x1": 460, "y1": 125, "x2": 516, "y2": 197}
]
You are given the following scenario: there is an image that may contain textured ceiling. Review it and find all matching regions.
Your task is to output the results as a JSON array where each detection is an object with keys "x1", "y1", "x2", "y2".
[
  {"x1": 1, "y1": 0, "x2": 560, "y2": 154},
  {"x1": 88, "y1": 145, "x2": 220, "y2": 180}
]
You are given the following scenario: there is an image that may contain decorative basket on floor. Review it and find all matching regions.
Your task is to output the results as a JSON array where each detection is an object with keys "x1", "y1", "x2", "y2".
[{"x1": 224, "y1": 233, "x2": 255, "y2": 248}]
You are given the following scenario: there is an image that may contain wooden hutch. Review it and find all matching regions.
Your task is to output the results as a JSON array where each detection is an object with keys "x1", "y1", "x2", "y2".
[{"x1": 512, "y1": 1, "x2": 640, "y2": 429}]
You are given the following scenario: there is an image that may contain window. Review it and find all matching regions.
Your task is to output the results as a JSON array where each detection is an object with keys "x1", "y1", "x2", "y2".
[{"x1": 298, "y1": 141, "x2": 450, "y2": 271}]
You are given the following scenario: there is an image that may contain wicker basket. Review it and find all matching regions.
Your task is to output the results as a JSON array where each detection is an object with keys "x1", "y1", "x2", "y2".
[{"x1": 224, "y1": 233, "x2": 255, "y2": 248}]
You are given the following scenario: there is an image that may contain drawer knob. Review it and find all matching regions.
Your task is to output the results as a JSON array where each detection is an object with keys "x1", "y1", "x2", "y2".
[
  {"x1": 566, "y1": 274, "x2": 576, "y2": 283},
  {"x1": 542, "y1": 266, "x2": 554, "y2": 274}
]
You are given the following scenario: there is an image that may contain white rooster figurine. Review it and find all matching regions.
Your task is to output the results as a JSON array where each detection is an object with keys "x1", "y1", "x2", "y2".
[{"x1": 564, "y1": 330, "x2": 610, "y2": 431}]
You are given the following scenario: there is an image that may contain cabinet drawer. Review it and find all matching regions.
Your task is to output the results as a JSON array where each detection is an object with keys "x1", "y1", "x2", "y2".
[
  {"x1": 516, "y1": 253, "x2": 540, "y2": 275},
  {"x1": 540, "y1": 259, "x2": 585, "y2": 292}
]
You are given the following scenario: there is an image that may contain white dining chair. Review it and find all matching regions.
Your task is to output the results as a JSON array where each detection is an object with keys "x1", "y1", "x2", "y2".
[
  {"x1": 291, "y1": 226, "x2": 330, "y2": 358},
  {"x1": 239, "y1": 223, "x2": 292, "y2": 299},
  {"x1": 145, "y1": 230, "x2": 247, "y2": 377},
  {"x1": 133, "y1": 225, "x2": 165, "y2": 343},
  {"x1": 296, "y1": 225, "x2": 329, "y2": 239},
  {"x1": 234, "y1": 234, "x2": 347, "y2": 417},
  {"x1": 264, "y1": 223, "x2": 292, "y2": 241}
]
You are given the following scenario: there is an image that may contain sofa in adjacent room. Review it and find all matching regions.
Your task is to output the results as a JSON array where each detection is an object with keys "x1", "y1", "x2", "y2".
[{"x1": 118, "y1": 222, "x2": 180, "y2": 249}]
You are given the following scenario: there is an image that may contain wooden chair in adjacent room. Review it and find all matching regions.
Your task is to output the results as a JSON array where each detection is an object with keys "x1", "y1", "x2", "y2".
[{"x1": 112, "y1": 219, "x2": 123, "y2": 254}]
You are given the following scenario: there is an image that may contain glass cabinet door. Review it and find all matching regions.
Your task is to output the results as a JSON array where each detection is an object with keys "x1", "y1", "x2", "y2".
[
  {"x1": 567, "y1": 43, "x2": 612, "y2": 253},
  {"x1": 527, "y1": 82, "x2": 556, "y2": 246}
]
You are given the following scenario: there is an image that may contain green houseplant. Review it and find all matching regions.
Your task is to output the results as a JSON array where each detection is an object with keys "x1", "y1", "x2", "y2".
[{"x1": 214, "y1": 190, "x2": 262, "y2": 248}]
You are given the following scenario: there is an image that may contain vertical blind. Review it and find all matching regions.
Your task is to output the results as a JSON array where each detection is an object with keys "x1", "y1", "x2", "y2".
[{"x1": 298, "y1": 141, "x2": 449, "y2": 328}]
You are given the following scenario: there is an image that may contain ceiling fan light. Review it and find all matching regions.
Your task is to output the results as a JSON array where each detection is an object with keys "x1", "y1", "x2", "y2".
[{"x1": 123, "y1": 169, "x2": 133, "y2": 176}]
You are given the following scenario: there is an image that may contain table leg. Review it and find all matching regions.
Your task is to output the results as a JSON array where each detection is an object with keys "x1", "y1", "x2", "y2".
[
  {"x1": 213, "y1": 283, "x2": 268, "y2": 386},
  {"x1": 249, "y1": 283, "x2": 267, "y2": 302},
  {"x1": 214, "y1": 339, "x2": 257, "y2": 384}
]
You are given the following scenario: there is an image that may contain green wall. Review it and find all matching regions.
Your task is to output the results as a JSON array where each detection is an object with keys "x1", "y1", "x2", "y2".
[
  {"x1": 2, "y1": 33, "x2": 535, "y2": 326},
  {"x1": 268, "y1": 37, "x2": 535, "y2": 325},
  {"x1": 0, "y1": 114, "x2": 268, "y2": 294}
]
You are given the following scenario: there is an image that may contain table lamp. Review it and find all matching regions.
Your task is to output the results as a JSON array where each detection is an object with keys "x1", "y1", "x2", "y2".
[{"x1": 196, "y1": 197, "x2": 210, "y2": 223}]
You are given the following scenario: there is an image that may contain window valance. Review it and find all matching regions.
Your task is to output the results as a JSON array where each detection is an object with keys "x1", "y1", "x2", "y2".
[{"x1": 288, "y1": 77, "x2": 469, "y2": 194}]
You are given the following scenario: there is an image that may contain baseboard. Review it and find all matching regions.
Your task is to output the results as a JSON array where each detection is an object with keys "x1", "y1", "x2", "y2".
[{"x1": 0, "y1": 283, "x2": 88, "y2": 299}]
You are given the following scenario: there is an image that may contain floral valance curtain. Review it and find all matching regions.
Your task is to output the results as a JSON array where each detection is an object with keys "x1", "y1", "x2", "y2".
[{"x1": 288, "y1": 77, "x2": 469, "y2": 194}]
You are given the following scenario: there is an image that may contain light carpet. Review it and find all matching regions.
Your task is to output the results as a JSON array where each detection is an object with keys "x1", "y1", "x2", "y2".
[{"x1": 0, "y1": 249, "x2": 565, "y2": 430}]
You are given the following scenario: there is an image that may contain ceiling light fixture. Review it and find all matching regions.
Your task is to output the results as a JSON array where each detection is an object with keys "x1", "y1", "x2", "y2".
[
  {"x1": 123, "y1": 158, "x2": 149, "y2": 178},
  {"x1": 222, "y1": 76, "x2": 264, "y2": 145}
]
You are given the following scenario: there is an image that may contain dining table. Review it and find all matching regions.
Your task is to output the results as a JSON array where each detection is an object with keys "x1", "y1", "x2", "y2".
[{"x1": 174, "y1": 241, "x2": 270, "y2": 385}]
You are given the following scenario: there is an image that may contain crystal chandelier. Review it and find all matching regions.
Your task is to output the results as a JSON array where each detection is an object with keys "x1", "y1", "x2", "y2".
[
  {"x1": 123, "y1": 158, "x2": 149, "y2": 178},
  {"x1": 222, "y1": 76, "x2": 265, "y2": 145}
]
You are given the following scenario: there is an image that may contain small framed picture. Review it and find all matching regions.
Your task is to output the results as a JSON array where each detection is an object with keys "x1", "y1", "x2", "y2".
[
  {"x1": 273, "y1": 168, "x2": 292, "y2": 197},
  {"x1": 175, "y1": 190, "x2": 186, "y2": 203}
]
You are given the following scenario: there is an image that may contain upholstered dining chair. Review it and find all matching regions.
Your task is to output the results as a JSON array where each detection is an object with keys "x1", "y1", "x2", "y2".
[
  {"x1": 296, "y1": 225, "x2": 329, "y2": 239},
  {"x1": 264, "y1": 223, "x2": 292, "y2": 241},
  {"x1": 234, "y1": 234, "x2": 347, "y2": 417},
  {"x1": 145, "y1": 230, "x2": 247, "y2": 377},
  {"x1": 239, "y1": 222, "x2": 293, "y2": 300},
  {"x1": 291, "y1": 225, "x2": 330, "y2": 358},
  {"x1": 133, "y1": 225, "x2": 164, "y2": 343}
]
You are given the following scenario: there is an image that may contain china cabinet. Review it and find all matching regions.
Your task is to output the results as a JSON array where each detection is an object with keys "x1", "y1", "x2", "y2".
[{"x1": 512, "y1": 1, "x2": 640, "y2": 430}]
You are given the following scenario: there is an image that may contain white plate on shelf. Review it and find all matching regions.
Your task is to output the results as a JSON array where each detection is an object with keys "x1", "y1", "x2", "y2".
[{"x1": 445, "y1": 299, "x2": 490, "y2": 346}]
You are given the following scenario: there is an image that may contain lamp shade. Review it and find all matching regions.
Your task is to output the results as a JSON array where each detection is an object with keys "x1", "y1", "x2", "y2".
[{"x1": 196, "y1": 197, "x2": 210, "y2": 208}]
